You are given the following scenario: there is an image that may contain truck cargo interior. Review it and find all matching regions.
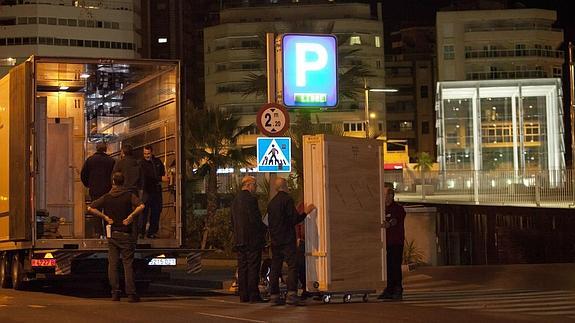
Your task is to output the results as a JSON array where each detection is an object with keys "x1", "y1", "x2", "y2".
[{"x1": 31, "y1": 58, "x2": 180, "y2": 247}]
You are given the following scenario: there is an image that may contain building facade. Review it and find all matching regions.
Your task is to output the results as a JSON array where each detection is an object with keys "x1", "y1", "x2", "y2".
[
  {"x1": 436, "y1": 8, "x2": 564, "y2": 82},
  {"x1": 203, "y1": 2, "x2": 385, "y2": 137},
  {"x1": 385, "y1": 26, "x2": 436, "y2": 160},
  {"x1": 436, "y1": 78, "x2": 565, "y2": 180},
  {"x1": 0, "y1": 0, "x2": 141, "y2": 76},
  {"x1": 141, "y1": 0, "x2": 220, "y2": 108}
]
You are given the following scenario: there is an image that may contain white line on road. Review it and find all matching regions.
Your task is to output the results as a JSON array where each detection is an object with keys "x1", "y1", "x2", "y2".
[{"x1": 197, "y1": 312, "x2": 267, "y2": 323}]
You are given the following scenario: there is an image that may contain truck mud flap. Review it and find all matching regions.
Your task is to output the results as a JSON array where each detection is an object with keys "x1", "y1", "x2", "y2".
[{"x1": 186, "y1": 252, "x2": 202, "y2": 274}]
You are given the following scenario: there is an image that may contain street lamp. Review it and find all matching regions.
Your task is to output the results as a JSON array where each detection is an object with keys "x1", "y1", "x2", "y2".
[{"x1": 363, "y1": 78, "x2": 398, "y2": 139}]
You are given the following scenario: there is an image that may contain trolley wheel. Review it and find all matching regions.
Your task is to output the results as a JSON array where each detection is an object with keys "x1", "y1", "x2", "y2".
[
  {"x1": 322, "y1": 294, "x2": 331, "y2": 304},
  {"x1": 343, "y1": 294, "x2": 352, "y2": 303},
  {"x1": 362, "y1": 294, "x2": 369, "y2": 302}
]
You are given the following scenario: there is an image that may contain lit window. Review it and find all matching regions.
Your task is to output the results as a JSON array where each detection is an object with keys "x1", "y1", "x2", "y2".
[
  {"x1": 350, "y1": 36, "x2": 361, "y2": 46},
  {"x1": 158, "y1": 38, "x2": 168, "y2": 44},
  {"x1": 375, "y1": 36, "x2": 381, "y2": 48}
]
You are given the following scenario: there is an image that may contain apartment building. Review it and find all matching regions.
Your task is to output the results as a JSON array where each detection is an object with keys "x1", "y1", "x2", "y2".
[
  {"x1": 436, "y1": 8, "x2": 563, "y2": 82},
  {"x1": 434, "y1": 7, "x2": 566, "y2": 174},
  {"x1": 0, "y1": 0, "x2": 141, "y2": 76},
  {"x1": 385, "y1": 26, "x2": 436, "y2": 159},
  {"x1": 203, "y1": 2, "x2": 385, "y2": 137}
]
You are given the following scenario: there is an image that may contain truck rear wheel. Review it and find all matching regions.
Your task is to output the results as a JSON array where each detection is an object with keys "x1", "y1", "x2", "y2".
[
  {"x1": 11, "y1": 253, "x2": 25, "y2": 290},
  {"x1": 0, "y1": 253, "x2": 11, "y2": 288}
]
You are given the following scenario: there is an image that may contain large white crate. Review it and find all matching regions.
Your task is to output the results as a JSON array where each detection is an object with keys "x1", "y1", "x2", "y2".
[{"x1": 303, "y1": 135, "x2": 386, "y2": 293}]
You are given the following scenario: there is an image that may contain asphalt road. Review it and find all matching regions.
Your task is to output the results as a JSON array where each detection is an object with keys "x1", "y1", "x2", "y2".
[{"x1": 1, "y1": 280, "x2": 574, "y2": 323}]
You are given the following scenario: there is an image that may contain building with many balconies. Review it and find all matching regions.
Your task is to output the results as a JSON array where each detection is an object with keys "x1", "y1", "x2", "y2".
[
  {"x1": 0, "y1": 0, "x2": 141, "y2": 76},
  {"x1": 436, "y1": 8, "x2": 563, "y2": 82},
  {"x1": 203, "y1": 2, "x2": 385, "y2": 136}
]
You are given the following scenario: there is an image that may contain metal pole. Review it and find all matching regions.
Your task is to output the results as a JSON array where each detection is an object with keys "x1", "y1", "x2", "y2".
[
  {"x1": 569, "y1": 42, "x2": 575, "y2": 205},
  {"x1": 266, "y1": 33, "x2": 276, "y2": 104},
  {"x1": 364, "y1": 78, "x2": 370, "y2": 139},
  {"x1": 266, "y1": 33, "x2": 278, "y2": 199}
]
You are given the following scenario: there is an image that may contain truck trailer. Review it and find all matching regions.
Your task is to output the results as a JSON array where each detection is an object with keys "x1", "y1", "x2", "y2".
[{"x1": 0, "y1": 56, "x2": 195, "y2": 289}]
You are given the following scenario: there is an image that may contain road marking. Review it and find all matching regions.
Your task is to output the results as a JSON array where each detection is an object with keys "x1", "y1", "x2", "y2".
[
  {"x1": 197, "y1": 312, "x2": 267, "y2": 323},
  {"x1": 207, "y1": 298, "x2": 246, "y2": 305},
  {"x1": 403, "y1": 289, "x2": 575, "y2": 319},
  {"x1": 27, "y1": 305, "x2": 46, "y2": 308}
]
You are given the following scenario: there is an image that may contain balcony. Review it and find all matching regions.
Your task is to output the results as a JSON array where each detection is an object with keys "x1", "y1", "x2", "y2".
[
  {"x1": 465, "y1": 25, "x2": 562, "y2": 33},
  {"x1": 466, "y1": 70, "x2": 547, "y2": 80},
  {"x1": 465, "y1": 48, "x2": 564, "y2": 60}
]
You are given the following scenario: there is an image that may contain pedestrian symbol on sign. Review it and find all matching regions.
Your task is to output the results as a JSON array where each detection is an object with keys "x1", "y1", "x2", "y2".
[{"x1": 257, "y1": 137, "x2": 291, "y2": 172}]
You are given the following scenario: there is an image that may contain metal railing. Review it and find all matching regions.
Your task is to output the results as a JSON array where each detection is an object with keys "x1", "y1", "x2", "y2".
[
  {"x1": 386, "y1": 169, "x2": 575, "y2": 209},
  {"x1": 465, "y1": 48, "x2": 564, "y2": 59},
  {"x1": 466, "y1": 70, "x2": 547, "y2": 80},
  {"x1": 465, "y1": 25, "x2": 563, "y2": 33}
]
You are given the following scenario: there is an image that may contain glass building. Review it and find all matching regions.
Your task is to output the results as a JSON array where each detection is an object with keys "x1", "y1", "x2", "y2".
[{"x1": 436, "y1": 79, "x2": 565, "y2": 176}]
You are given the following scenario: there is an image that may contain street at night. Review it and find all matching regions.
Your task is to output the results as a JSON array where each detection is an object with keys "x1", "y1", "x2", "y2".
[
  {"x1": 2, "y1": 0, "x2": 575, "y2": 322},
  {"x1": 2, "y1": 263, "x2": 575, "y2": 323}
]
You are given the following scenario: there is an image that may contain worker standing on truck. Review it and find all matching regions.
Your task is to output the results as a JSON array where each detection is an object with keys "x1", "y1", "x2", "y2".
[
  {"x1": 87, "y1": 172, "x2": 145, "y2": 303},
  {"x1": 81, "y1": 142, "x2": 115, "y2": 238},
  {"x1": 80, "y1": 142, "x2": 115, "y2": 201},
  {"x1": 112, "y1": 144, "x2": 142, "y2": 195},
  {"x1": 112, "y1": 144, "x2": 142, "y2": 239},
  {"x1": 139, "y1": 145, "x2": 166, "y2": 239}
]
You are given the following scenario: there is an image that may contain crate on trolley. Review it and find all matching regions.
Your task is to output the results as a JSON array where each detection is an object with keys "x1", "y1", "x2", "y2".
[{"x1": 303, "y1": 135, "x2": 386, "y2": 303}]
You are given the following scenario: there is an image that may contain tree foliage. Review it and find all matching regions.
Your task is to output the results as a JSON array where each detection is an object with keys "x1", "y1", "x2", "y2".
[{"x1": 185, "y1": 108, "x2": 256, "y2": 249}]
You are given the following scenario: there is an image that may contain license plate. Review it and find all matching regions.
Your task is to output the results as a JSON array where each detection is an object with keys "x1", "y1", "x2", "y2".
[
  {"x1": 31, "y1": 259, "x2": 56, "y2": 267},
  {"x1": 148, "y1": 258, "x2": 176, "y2": 266}
]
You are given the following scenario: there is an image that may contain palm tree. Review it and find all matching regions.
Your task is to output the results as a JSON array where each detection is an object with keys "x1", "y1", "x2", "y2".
[
  {"x1": 185, "y1": 108, "x2": 256, "y2": 249},
  {"x1": 413, "y1": 152, "x2": 434, "y2": 186}
]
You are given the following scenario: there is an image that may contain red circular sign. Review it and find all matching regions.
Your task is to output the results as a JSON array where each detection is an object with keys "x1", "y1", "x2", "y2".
[{"x1": 256, "y1": 103, "x2": 290, "y2": 137}]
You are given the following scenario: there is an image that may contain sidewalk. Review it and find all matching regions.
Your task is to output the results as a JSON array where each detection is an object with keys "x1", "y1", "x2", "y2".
[{"x1": 161, "y1": 259, "x2": 575, "y2": 293}]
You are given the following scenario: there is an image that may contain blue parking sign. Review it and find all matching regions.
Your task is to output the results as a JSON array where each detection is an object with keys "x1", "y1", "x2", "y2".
[
  {"x1": 281, "y1": 34, "x2": 338, "y2": 108},
  {"x1": 257, "y1": 137, "x2": 291, "y2": 172}
]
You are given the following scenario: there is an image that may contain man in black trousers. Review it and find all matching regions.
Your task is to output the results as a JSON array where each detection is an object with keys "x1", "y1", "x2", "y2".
[
  {"x1": 231, "y1": 176, "x2": 267, "y2": 303},
  {"x1": 81, "y1": 142, "x2": 115, "y2": 237},
  {"x1": 87, "y1": 172, "x2": 145, "y2": 302},
  {"x1": 139, "y1": 145, "x2": 166, "y2": 239},
  {"x1": 267, "y1": 177, "x2": 315, "y2": 306},
  {"x1": 378, "y1": 187, "x2": 406, "y2": 301}
]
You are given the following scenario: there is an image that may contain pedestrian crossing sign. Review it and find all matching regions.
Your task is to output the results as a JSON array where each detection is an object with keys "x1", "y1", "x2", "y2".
[{"x1": 257, "y1": 137, "x2": 291, "y2": 172}]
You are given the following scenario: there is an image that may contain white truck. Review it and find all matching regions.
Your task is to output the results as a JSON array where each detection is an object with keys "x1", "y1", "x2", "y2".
[{"x1": 0, "y1": 56, "x2": 197, "y2": 289}]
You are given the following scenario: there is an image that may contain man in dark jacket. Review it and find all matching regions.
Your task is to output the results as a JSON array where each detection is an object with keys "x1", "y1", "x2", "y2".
[
  {"x1": 87, "y1": 172, "x2": 145, "y2": 303},
  {"x1": 378, "y1": 187, "x2": 406, "y2": 301},
  {"x1": 139, "y1": 145, "x2": 166, "y2": 239},
  {"x1": 112, "y1": 144, "x2": 141, "y2": 194},
  {"x1": 81, "y1": 142, "x2": 115, "y2": 201},
  {"x1": 267, "y1": 177, "x2": 315, "y2": 306},
  {"x1": 231, "y1": 176, "x2": 267, "y2": 303}
]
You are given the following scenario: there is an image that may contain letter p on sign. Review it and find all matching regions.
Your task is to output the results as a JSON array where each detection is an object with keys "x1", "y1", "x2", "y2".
[
  {"x1": 295, "y1": 43, "x2": 328, "y2": 87},
  {"x1": 280, "y1": 34, "x2": 338, "y2": 108}
]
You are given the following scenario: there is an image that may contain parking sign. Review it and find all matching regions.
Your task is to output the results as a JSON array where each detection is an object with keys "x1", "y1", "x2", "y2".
[{"x1": 279, "y1": 34, "x2": 338, "y2": 108}]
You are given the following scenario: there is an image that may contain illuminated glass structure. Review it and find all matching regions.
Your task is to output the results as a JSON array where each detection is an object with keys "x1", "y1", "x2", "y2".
[{"x1": 436, "y1": 79, "x2": 565, "y2": 175}]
